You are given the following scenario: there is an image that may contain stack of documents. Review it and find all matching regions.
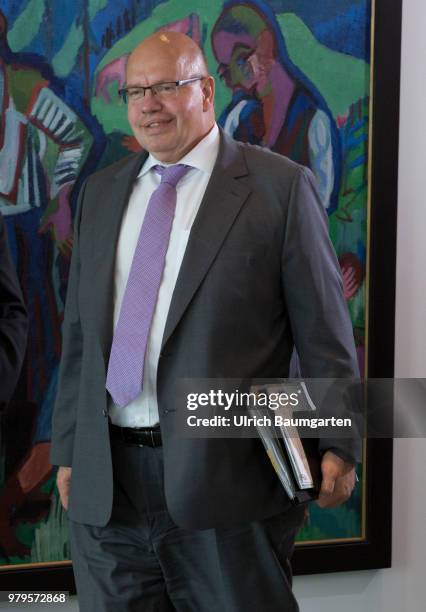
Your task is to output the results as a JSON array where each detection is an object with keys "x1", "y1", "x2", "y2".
[{"x1": 250, "y1": 383, "x2": 321, "y2": 504}]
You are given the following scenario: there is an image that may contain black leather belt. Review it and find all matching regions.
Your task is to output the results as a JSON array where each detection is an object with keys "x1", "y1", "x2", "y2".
[{"x1": 109, "y1": 423, "x2": 162, "y2": 447}]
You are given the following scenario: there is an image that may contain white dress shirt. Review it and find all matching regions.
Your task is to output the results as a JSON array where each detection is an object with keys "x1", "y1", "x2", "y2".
[{"x1": 108, "y1": 123, "x2": 220, "y2": 427}]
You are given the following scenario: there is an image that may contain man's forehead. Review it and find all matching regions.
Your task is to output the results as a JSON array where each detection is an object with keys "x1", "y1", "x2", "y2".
[
  {"x1": 128, "y1": 33, "x2": 195, "y2": 66},
  {"x1": 126, "y1": 32, "x2": 205, "y2": 78},
  {"x1": 126, "y1": 55, "x2": 185, "y2": 83},
  {"x1": 128, "y1": 42, "x2": 180, "y2": 63}
]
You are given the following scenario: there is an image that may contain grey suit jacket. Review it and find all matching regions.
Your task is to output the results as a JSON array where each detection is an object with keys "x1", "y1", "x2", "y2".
[{"x1": 50, "y1": 130, "x2": 359, "y2": 529}]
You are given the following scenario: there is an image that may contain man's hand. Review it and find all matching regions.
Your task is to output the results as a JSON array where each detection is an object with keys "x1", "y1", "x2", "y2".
[
  {"x1": 57, "y1": 466, "x2": 72, "y2": 510},
  {"x1": 316, "y1": 450, "x2": 356, "y2": 508}
]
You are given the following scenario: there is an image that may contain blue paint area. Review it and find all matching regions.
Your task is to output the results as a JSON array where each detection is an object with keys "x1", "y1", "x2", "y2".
[
  {"x1": 37, "y1": 0, "x2": 77, "y2": 58},
  {"x1": 33, "y1": 366, "x2": 57, "y2": 443},
  {"x1": 313, "y1": 4, "x2": 371, "y2": 61},
  {"x1": 218, "y1": 90, "x2": 264, "y2": 145},
  {"x1": 357, "y1": 240, "x2": 366, "y2": 263},
  {"x1": 285, "y1": 89, "x2": 314, "y2": 132},
  {"x1": 349, "y1": 153, "x2": 366, "y2": 170},
  {"x1": 1, "y1": 0, "x2": 168, "y2": 85},
  {"x1": 0, "y1": 0, "x2": 28, "y2": 26},
  {"x1": 266, "y1": 0, "x2": 371, "y2": 61}
]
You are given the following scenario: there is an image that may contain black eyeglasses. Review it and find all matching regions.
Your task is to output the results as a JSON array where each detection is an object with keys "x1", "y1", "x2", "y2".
[{"x1": 118, "y1": 77, "x2": 206, "y2": 103}]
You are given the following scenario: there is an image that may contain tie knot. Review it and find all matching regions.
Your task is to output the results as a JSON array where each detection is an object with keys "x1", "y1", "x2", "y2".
[{"x1": 153, "y1": 164, "x2": 191, "y2": 188}]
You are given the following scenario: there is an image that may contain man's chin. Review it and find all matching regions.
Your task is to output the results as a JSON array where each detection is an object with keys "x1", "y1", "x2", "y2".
[
  {"x1": 144, "y1": 144, "x2": 181, "y2": 163},
  {"x1": 138, "y1": 135, "x2": 177, "y2": 158}
]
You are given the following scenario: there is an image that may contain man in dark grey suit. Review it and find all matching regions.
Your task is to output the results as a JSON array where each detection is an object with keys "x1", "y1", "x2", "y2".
[
  {"x1": 51, "y1": 32, "x2": 359, "y2": 611},
  {"x1": 0, "y1": 214, "x2": 27, "y2": 408}
]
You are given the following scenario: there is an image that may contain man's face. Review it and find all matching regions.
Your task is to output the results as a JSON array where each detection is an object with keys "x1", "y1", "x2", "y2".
[
  {"x1": 125, "y1": 46, "x2": 213, "y2": 163},
  {"x1": 213, "y1": 30, "x2": 258, "y2": 94}
]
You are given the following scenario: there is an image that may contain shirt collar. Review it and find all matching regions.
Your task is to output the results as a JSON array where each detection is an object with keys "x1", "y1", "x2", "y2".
[{"x1": 138, "y1": 123, "x2": 219, "y2": 178}]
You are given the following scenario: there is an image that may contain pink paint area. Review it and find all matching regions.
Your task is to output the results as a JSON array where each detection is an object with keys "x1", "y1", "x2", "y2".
[
  {"x1": 337, "y1": 111, "x2": 350, "y2": 129},
  {"x1": 157, "y1": 14, "x2": 201, "y2": 45},
  {"x1": 39, "y1": 183, "x2": 73, "y2": 256},
  {"x1": 95, "y1": 55, "x2": 129, "y2": 102},
  {"x1": 339, "y1": 252, "x2": 364, "y2": 299},
  {"x1": 212, "y1": 30, "x2": 256, "y2": 66}
]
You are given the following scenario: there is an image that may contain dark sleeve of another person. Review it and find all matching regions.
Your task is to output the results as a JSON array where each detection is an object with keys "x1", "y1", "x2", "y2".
[{"x1": 0, "y1": 214, "x2": 28, "y2": 405}]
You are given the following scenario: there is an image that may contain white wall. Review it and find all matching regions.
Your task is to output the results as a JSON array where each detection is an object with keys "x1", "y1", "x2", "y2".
[{"x1": 294, "y1": 0, "x2": 426, "y2": 609}]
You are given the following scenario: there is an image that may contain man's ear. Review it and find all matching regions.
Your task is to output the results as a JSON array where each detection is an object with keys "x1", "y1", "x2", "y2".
[{"x1": 202, "y1": 76, "x2": 215, "y2": 111}]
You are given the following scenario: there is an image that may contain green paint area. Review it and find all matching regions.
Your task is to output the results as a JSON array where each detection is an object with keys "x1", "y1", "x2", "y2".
[
  {"x1": 40, "y1": 472, "x2": 56, "y2": 495},
  {"x1": 7, "y1": 0, "x2": 46, "y2": 52},
  {"x1": 297, "y1": 504, "x2": 362, "y2": 541},
  {"x1": 328, "y1": 94, "x2": 368, "y2": 341},
  {"x1": 297, "y1": 476, "x2": 363, "y2": 541},
  {"x1": 52, "y1": 19, "x2": 84, "y2": 78},
  {"x1": 2, "y1": 479, "x2": 69, "y2": 565},
  {"x1": 6, "y1": 65, "x2": 46, "y2": 113},
  {"x1": 31, "y1": 490, "x2": 71, "y2": 563},
  {"x1": 91, "y1": 94, "x2": 130, "y2": 137},
  {"x1": 0, "y1": 553, "x2": 32, "y2": 565},
  {"x1": 348, "y1": 285, "x2": 365, "y2": 333},
  {"x1": 15, "y1": 522, "x2": 36, "y2": 549},
  {"x1": 227, "y1": 5, "x2": 266, "y2": 39},
  {"x1": 278, "y1": 13, "x2": 369, "y2": 118},
  {"x1": 43, "y1": 138, "x2": 60, "y2": 179}
]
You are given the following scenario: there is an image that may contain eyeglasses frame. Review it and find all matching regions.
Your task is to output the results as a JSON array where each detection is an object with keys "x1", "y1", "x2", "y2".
[{"x1": 118, "y1": 76, "x2": 206, "y2": 104}]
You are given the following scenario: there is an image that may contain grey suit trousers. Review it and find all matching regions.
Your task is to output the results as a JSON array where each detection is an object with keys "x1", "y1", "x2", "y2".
[{"x1": 69, "y1": 436, "x2": 305, "y2": 612}]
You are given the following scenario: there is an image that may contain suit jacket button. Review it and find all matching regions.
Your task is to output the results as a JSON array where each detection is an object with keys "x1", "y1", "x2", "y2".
[{"x1": 102, "y1": 408, "x2": 108, "y2": 417}]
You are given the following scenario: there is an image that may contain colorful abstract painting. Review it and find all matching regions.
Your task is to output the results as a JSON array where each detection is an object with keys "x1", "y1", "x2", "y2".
[{"x1": 0, "y1": 0, "x2": 370, "y2": 567}]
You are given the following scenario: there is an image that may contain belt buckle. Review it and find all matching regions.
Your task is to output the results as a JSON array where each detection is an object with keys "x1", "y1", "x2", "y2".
[
  {"x1": 136, "y1": 431, "x2": 145, "y2": 448},
  {"x1": 128, "y1": 428, "x2": 144, "y2": 447}
]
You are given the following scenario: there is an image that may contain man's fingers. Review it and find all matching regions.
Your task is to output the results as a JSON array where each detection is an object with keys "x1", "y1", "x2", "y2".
[
  {"x1": 318, "y1": 450, "x2": 342, "y2": 501},
  {"x1": 59, "y1": 486, "x2": 69, "y2": 510},
  {"x1": 316, "y1": 452, "x2": 356, "y2": 509},
  {"x1": 317, "y1": 476, "x2": 336, "y2": 507},
  {"x1": 316, "y1": 473, "x2": 355, "y2": 508},
  {"x1": 320, "y1": 475, "x2": 336, "y2": 496},
  {"x1": 56, "y1": 467, "x2": 72, "y2": 510}
]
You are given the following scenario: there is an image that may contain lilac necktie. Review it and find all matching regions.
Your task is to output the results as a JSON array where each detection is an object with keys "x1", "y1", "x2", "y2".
[{"x1": 106, "y1": 163, "x2": 191, "y2": 408}]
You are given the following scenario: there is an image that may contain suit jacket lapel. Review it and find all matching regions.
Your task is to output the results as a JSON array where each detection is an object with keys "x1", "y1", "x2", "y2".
[
  {"x1": 96, "y1": 151, "x2": 147, "y2": 365},
  {"x1": 161, "y1": 131, "x2": 251, "y2": 350}
]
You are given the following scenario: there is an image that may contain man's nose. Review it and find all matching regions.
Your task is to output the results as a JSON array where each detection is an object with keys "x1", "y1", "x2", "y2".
[{"x1": 140, "y1": 89, "x2": 163, "y2": 112}]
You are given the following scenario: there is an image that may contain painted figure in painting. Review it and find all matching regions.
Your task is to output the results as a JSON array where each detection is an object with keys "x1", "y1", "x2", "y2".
[
  {"x1": 212, "y1": 0, "x2": 341, "y2": 213},
  {"x1": 0, "y1": 10, "x2": 92, "y2": 558},
  {"x1": 212, "y1": 0, "x2": 368, "y2": 374}
]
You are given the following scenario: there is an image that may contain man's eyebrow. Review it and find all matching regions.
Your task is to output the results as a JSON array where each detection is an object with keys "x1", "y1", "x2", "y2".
[{"x1": 124, "y1": 79, "x2": 178, "y2": 88}]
